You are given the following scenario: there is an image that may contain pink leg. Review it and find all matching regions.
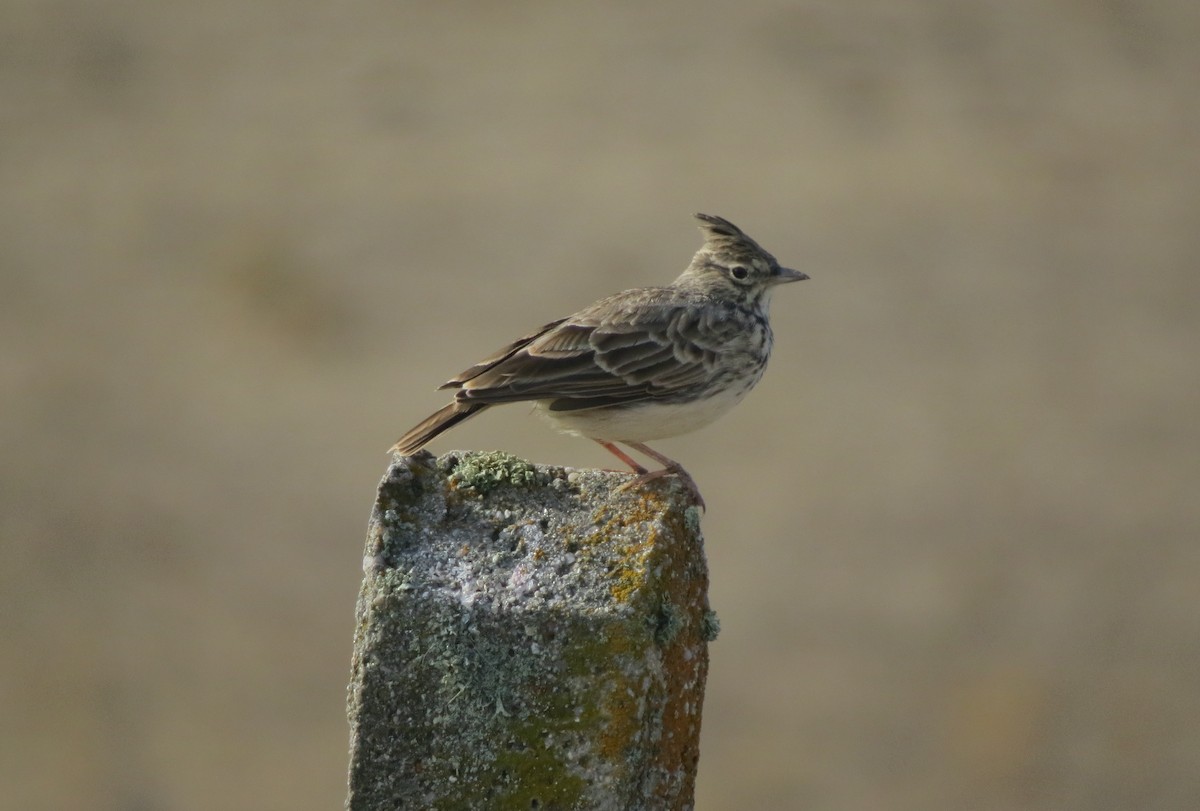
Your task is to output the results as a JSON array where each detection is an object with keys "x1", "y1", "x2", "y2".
[{"x1": 593, "y1": 439, "x2": 648, "y2": 475}]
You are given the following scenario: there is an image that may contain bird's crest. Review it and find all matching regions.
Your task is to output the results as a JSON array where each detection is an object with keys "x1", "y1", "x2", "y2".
[{"x1": 693, "y1": 213, "x2": 771, "y2": 263}]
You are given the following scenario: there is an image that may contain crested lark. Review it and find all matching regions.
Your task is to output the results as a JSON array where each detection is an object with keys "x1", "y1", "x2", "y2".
[{"x1": 391, "y1": 213, "x2": 808, "y2": 508}]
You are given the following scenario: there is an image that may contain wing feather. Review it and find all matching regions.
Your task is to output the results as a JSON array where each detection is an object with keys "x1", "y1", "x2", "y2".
[
  {"x1": 441, "y1": 318, "x2": 568, "y2": 388},
  {"x1": 446, "y1": 290, "x2": 736, "y2": 408}
]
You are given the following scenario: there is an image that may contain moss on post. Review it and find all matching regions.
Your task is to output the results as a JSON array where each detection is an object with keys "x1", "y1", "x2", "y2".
[{"x1": 346, "y1": 451, "x2": 713, "y2": 811}]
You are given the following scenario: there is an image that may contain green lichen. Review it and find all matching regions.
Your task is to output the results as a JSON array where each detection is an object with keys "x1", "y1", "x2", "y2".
[
  {"x1": 484, "y1": 692, "x2": 592, "y2": 808},
  {"x1": 448, "y1": 451, "x2": 546, "y2": 494},
  {"x1": 422, "y1": 614, "x2": 629, "y2": 809},
  {"x1": 559, "y1": 623, "x2": 644, "y2": 764},
  {"x1": 655, "y1": 602, "x2": 685, "y2": 646},
  {"x1": 701, "y1": 609, "x2": 721, "y2": 642}
]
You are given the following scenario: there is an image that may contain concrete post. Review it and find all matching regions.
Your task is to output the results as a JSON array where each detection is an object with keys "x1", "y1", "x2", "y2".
[{"x1": 346, "y1": 450, "x2": 716, "y2": 810}]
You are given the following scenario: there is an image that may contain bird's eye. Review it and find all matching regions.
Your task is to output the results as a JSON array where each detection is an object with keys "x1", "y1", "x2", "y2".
[{"x1": 730, "y1": 266, "x2": 749, "y2": 280}]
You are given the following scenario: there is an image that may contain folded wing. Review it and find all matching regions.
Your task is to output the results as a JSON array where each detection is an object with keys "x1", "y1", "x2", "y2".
[{"x1": 445, "y1": 291, "x2": 730, "y2": 411}]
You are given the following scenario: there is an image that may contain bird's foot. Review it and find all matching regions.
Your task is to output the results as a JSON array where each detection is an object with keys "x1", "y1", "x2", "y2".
[{"x1": 616, "y1": 465, "x2": 706, "y2": 512}]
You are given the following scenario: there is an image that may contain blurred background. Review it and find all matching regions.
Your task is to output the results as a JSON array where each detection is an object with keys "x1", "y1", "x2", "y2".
[{"x1": 3, "y1": 1, "x2": 1198, "y2": 809}]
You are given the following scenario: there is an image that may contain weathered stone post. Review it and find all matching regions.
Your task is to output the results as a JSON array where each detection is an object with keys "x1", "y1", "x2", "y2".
[{"x1": 346, "y1": 450, "x2": 717, "y2": 810}]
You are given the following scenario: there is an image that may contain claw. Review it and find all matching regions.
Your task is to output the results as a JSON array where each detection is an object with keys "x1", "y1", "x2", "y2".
[
  {"x1": 615, "y1": 465, "x2": 706, "y2": 511},
  {"x1": 597, "y1": 439, "x2": 706, "y2": 511}
]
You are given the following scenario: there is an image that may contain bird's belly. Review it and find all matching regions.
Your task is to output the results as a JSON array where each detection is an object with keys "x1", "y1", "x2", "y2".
[{"x1": 535, "y1": 385, "x2": 752, "y2": 443}]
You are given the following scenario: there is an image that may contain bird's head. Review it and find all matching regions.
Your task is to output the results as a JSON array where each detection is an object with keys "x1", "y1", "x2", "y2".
[{"x1": 675, "y1": 213, "x2": 808, "y2": 306}]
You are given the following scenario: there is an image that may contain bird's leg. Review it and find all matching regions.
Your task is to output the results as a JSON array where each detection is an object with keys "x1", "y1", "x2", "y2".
[
  {"x1": 616, "y1": 441, "x2": 706, "y2": 511},
  {"x1": 593, "y1": 439, "x2": 648, "y2": 475}
]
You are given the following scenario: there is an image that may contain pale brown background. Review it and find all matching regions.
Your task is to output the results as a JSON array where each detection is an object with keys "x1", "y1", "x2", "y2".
[{"x1": 3, "y1": 2, "x2": 1198, "y2": 809}]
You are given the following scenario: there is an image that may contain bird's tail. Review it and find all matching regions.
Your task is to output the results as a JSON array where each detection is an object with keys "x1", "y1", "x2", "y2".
[{"x1": 389, "y1": 402, "x2": 487, "y2": 455}]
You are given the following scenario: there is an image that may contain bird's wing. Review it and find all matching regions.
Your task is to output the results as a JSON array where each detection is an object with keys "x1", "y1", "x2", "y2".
[
  {"x1": 441, "y1": 318, "x2": 569, "y2": 388},
  {"x1": 448, "y1": 291, "x2": 731, "y2": 409}
]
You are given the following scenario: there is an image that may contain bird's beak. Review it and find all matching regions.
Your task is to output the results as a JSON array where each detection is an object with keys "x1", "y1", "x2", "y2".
[{"x1": 771, "y1": 266, "x2": 810, "y2": 284}]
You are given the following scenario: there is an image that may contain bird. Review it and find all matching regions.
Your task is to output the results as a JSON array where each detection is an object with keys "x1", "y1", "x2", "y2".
[{"x1": 390, "y1": 213, "x2": 808, "y2": 509}]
